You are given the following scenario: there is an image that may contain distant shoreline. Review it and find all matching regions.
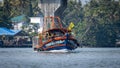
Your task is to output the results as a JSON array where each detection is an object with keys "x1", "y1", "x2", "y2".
[{"x1": 0, "y1": 45, "x2": 32, "y2": 48}]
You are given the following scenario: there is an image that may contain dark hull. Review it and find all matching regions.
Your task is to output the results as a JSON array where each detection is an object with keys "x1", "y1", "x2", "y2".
[{"x1": 34, "y1": 39, "x2": 79, "y2": 51}]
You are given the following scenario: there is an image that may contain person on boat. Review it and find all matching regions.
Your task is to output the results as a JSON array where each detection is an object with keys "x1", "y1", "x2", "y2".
[
  {"x1": 49, "y1": 33, "x2": 56, "y2": 41},
  {"x1": 45, "y1": 32, "x2": 50, "y2": 39}
]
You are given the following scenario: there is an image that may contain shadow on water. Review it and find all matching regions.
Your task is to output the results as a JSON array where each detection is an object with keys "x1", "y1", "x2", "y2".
[{"x1": 35, "y1": 50, "x2": 80, "y2": 55}]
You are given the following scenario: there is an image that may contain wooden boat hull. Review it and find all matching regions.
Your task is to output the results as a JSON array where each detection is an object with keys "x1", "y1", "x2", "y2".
[
  {"x1": 32, "y1": 16, "x2": 79, "y2": 52},
  {"x1": 34, "y1": 36, "x2": 79, "y2": 51}
]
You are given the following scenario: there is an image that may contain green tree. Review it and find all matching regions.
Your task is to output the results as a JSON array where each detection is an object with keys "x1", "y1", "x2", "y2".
[
  {"x1": 63, "y1": 0, "x2": 83, "y2": 25},
  {"x1": 83, "y1": 0, "x2": 120, "y2": 47},
  {"x1": 0, "y1": 0, "x2": 12, "y2": 28},
  {"x1": 0, "y1": 0, "x2": 40, "y2": 28}
]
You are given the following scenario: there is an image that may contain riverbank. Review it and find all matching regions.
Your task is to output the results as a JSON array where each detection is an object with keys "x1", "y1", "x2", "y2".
[{"x1": 0, "y1": 45, "x2": 32, "y2": 48}]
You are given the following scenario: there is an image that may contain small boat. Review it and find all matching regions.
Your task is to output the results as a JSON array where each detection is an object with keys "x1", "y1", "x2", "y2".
[{"x1": 33, "y1": 16, "x2": 79, "y2": 51}]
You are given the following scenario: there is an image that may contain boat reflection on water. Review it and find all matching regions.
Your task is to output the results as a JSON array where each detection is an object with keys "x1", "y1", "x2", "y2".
[{"x1": 32, "y1": 16, "x2": 79, "y2": 52}]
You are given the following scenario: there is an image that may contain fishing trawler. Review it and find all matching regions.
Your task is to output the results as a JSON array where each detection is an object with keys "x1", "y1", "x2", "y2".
[{"x1": 33, "y1": 16, "x2": 79, "y2": 51}]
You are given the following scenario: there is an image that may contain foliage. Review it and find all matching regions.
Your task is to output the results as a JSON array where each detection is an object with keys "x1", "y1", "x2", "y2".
[
  {"x1": 62, "y1": 0, "x2": 83, "y2": 26},
  {"x1": 83, "y1": 0, "x2": 120, "y2": 47},
  {"x1": 0, "y1": 0, "x2": 40, "y2": 28},
  {"x1": 1, "y1": 0, "x2": 120, "y2": 47},
  {"x1": 62, "y1": 0, "x2": 120, "y2": 47}
]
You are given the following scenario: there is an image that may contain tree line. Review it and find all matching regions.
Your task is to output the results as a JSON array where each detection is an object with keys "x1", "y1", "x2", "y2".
[
  {"x1": 0, "y1": 0, "x2": 120, "y2": 47},
  {"x1": 63, "y1": 0, "x2": 120, "y2": 47},
  {"x1": 0, "y1": 0, "x2": 40, "y2": 28}
]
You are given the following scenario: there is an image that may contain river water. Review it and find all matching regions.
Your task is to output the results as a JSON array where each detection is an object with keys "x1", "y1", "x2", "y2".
[{"x1": 0, "y1": 48, "x2": 120, "y2": 68}]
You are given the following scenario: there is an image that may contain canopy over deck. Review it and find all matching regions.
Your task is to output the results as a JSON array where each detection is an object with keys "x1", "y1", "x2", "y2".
[{"x1": 0, "y1": 27, "x2": 21, "y2": 36}]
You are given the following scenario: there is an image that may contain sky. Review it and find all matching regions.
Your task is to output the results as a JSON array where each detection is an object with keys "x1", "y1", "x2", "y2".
[{"x1": 81, "y1": 0, "x2": 90, "y2": 5}]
